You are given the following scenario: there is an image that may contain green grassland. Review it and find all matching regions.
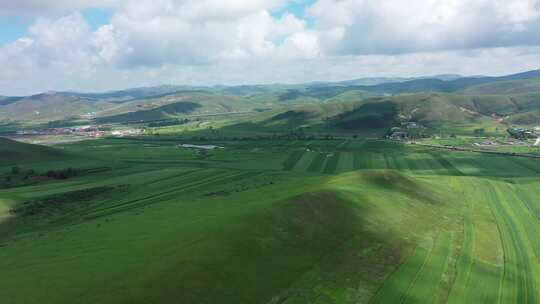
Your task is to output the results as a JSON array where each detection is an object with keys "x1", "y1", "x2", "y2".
[
  {"x1": 462, "y1": 77, "x2": 540, "y2": 95},
  {"x1": 1, "y1": 136, "x2": 540, "y2": 304}
]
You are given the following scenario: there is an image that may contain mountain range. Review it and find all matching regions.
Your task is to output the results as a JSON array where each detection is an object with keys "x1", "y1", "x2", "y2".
[{"x1": 1, "y1": 69, "x2": 540, "y2": 131}]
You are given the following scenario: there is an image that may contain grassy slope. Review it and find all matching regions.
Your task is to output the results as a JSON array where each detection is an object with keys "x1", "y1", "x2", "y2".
[
  {"x1": 96, "y1": 101, "x2": 202, "y2": 123},
  {"x1": 0, "y1": 91, "x2": 273, "y2": 124},
  {"x1": 3, "y1": 84, "x2": 540, "y2": 132},
  {"x1": 0, "y1": 95, "x2": 112, "y2": 122},
  {"x1": 0, "y1": 138, "x2": 71, "y2": 166},
  {"x1": 462, "y1": 77, "x2": 540, "y2": 95},
  {"x1": 185, "y1": 93, "x2": 509, "y2": 137},
  {"x1": 0, "y1": 138, "x2": 539, "y2": 303},
  {"x1": 94, "y1": 91, "x2": 259, "y2": 117}
]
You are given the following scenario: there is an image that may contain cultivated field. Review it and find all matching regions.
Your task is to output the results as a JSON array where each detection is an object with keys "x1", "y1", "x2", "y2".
[{"x1": 1, "y1": 137, "x2": 539, "y2": 303}]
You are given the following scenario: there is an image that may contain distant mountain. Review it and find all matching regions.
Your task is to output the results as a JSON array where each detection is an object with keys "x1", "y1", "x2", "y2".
[
  {"x1": 431, "y1": 74, "x2": 465, "y2": 81},
  {"x1": 217, "y1": 69, "x2": 539, "y2": 101},
  {"x1": 0, "y1": 96, "x2": 25, "y2": 106},
  {"x1": 58, "y1": 85, "x2": 206, "y2": 102},
  {"x1": 3, "y1": 69, "x2": 539, "y2": 103},
  {"x1": 0, "y1": 93, "x2": 102, "y2": 122},
  {"x1": 340, "y1": 69, "x2": 540, "y2": 94},
  {"x1": 335, "y1": 74, "x2": 462, "y2": 86},
  {"x1": 462, "y1": 77, "x2": 540, "y2": 95},
  {"x1": 96, "y1": 101, "x2": 202, "y2": 123},
  {"x1": 2, "y1": 69, "x2": 540, "y2": 125}
]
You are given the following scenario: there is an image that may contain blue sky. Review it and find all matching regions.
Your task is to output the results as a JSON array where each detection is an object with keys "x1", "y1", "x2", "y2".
[
  {"x1": 273, "y1": 0, "x2": 315, "y2": 18},
  {"x1": 0, "y1": 16, "x2": 29, "y2": 45},
  {"x1": 83, "y1": 7, "x2": 114, "y2": 30},
  {"x1": 0, "y1": 7, "x2": 112, "y2": 45}
]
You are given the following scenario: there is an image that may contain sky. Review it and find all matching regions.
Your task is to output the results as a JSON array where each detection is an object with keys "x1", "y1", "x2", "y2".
[{"x1": 1, "y1": 0, "x2": 540, "y2": 95}]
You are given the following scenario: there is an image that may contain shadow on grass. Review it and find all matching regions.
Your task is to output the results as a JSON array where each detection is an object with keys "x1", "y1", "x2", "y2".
[{"x1": 129, "y1": 190, "x2": 409, "y2": 304}]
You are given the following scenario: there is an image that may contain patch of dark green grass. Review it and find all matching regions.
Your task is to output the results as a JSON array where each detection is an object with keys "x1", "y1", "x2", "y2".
[
  {"x1": 323, "y1": 153, "x2": 340, "y2": 174},
  {"x1": 10, "y1": 186, "x2": 127, "y2": 218},
  {"x1": 331, "y1": 101, "x2": 399, "y2": 130},
  {"x1": 0, "y1": 138, "x2": 71, "y2": 165},
  {"x1": 307, "y1": 153, "x2": 326, "y2": 172},
  {"x1": 283, "y1": 150, "x2": 305, "y2": 170},
  {"x1": 362, "y1": 171, "x2": 441, "y2": 205}
]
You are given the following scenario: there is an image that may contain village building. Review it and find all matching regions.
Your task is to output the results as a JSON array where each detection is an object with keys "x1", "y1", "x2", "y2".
[
  {"x1": 507, "y1": 128, "x2": 537, "y2": 139},
  {"x1": 388, "y1": 131, "x2": 409, "y2": 141}
]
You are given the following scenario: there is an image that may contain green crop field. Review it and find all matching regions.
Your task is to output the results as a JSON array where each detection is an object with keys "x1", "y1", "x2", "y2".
[{"x1": 1, "y1": 136, "x2": 540, "y2": 304}]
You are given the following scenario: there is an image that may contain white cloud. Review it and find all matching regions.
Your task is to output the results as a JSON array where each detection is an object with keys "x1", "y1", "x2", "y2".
[
  {"x1": 280, "y1": 31, "x2": 321, "y2": 59},
  {"x1": 81, "y1": 1, "x2": 314, "y2": 67},
  {"x1": 0, "y1": 0, "x2": 117, "y2": 15},
  {"x1": 1, "y1": 0, "x2": 540, "y2": 95},
  {"x1": 309, "y1": 0, "x2": 540, "y2": 55},
  {"x1": 26, "y1": 13, "x2": 94, "y2": 67}
]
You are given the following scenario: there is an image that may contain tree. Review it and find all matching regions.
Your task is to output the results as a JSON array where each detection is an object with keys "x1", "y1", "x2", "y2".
[
  {"x1": 11, "y1": 166, "x2": 20, "y2": 175},
  {"x1": 473, "y1": 128, "x2": 485, "y2": 136}
]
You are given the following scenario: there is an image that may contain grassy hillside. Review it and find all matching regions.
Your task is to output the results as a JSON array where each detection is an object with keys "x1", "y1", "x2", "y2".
[
  {"x1": 96, "y1": 102, "x2": 202, "y2": 123},
  {"x1": 0, "y1": 138, "x2": 539, "y2": 303},
  {"x1": 507, "y1": 109, "x2": 540, "y2": 125},
  {"x1": 142, "y1": 90, "x2": 540, "y2": 141},
  {"x1": 219, "y1": 93, "x2": 508, "y2": 135},
  {"x1": 0, "y1": 94, "x2": 112, "y2": 123},
  {"x1": 345, "y1": 69, "x2": 540, "y2": 94},
  {"x1": 61, "y1": 86, "x2": 206, "y2": 101},
  {"x1": 0, "y1": 138, "x2": 70, "y2": 165},
  {"x1": 2, "y1": 69, "x2": 540, "y2": 125},
  {"x1": 337, "y1": 93, "x2": 540, "y2": 130},
  {"x1": 463, "y1": 77, "x2": 540, "y2": 95},
  {"x1": 0, "y1": 96, "x2": 24, "y2": 106},
  {"x1": 0, "y1": 91, "x2": 267, "y2": 124},
  {"x1": 330, "y1": 100, "x2": 399, "y2": 130}
]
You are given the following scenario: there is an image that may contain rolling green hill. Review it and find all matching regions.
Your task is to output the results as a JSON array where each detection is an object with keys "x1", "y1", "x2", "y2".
[
  {"x1": 220, "y1": 92, "x2": 539, "y2": 136},
  {"x1": 0, "y1": 93, "x2": 113, "y2": 123},
  {"x1": 0, "y1": 96, "x2": 24, "y2": 106},
  {"x1": 96, "y1": 102, "x2": 202, "y2": 123},
  {"x1": 330, "y1": 100, "x2": 399, "y2": 130},
  {"x1": 0, "y1": 138, "x2": 69, "y2": 165},
  {"x1": 2, "y1": 69, "x2": 540, "y2": 126},
  {"x1": 506, "y1": 109, "x2": 540, "y2": 125},
  {"x1": 462, "y1": 77, "x2": 540, "y2": 95},
  {"x1": 332, "y1": 93, "x2": 540, "y2": 129},
  {"x1": 347, "y1": 68, "x2": 540, "y2": 94}
]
